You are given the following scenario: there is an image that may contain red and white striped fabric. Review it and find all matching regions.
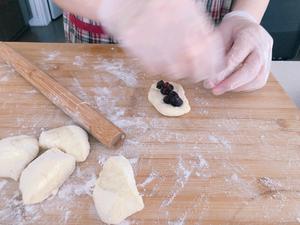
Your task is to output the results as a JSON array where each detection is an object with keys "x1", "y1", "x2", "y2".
[
  {"x1": 199, "y1": 0, "x2": 233, "y2": 24},
  {"x1": 64, "y1": 0, "x2": 232, "y2": 43}
]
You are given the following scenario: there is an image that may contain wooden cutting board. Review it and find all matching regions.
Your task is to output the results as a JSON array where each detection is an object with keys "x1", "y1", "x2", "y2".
[{"x1": 0, "y1": 42, "x2": 299, "y2": 225}]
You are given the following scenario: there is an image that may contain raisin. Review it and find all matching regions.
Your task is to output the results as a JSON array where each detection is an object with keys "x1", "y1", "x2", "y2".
[
  {"x1": 160, "y1": 87, "x2": 171, "y2": 95},
  {"x1": 164, "y1": 82, "x2": 174, "y2": 91},
  {"x1": 170, "y1": 96, "x2": 183, "y2": 107},
  {"x1": 163, "y1": 91, "x2": 183, "y2": 107},
  {"x1": 157, "y1": 80, "x2": 183, "y2": 107},
  {"x1": 163, "y1": 95, "x2": 171, "y2": 104},
  {"x1": 160, "y1": 83, "x2": 174, "y2": 95},
  {"x1": 168, "y1": 91, "x2": 179, "y2": 98},
  {"x1": 167, "y1": 91, "x2": 183, "y2": 107},
  {"x1": 156, "y1": 80, "x2": 165, "y2": 89}
]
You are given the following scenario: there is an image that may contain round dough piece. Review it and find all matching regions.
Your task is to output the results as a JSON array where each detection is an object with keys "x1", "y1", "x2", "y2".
[
  {"x1": 148, "y1": 81, "x2": 191, "y2": 117},
  {"x1": 0, "y1": 135, "x2": 39, "y2": 181},
  {"x1": 39, "y1": 125, "x2": 90, "y2": 162},
  {"x1": 19, "y1": 148, "x2": 75, "y2": 205},
  {"x1": 93, "y1": 156, "x2": 144, "y2": 224}
]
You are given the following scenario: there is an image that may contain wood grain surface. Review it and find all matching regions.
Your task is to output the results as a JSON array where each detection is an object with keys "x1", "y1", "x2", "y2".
[
  {"x1": 0, "y1": 42, "x2": 125, "y2": 148},
  {"x1": 0, "y1": 42, "x2": 299, "y2": 225}
]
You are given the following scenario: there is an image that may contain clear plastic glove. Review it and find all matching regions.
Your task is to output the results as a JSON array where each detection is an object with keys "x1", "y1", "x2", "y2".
[
  {"x1": 204, "y1": 11, "x2": 273, "y2": 95},
  {"x1": 98, "y1": 0, "x2": 224, "y2": 83}
]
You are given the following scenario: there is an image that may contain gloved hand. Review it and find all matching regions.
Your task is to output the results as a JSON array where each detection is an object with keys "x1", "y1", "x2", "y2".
[
  {"x1": 203, "y1": 11, "x2": 273, "y2": 95},
  {"x1": 97, "y1": 0, "x2": 224, "y2": 83}
]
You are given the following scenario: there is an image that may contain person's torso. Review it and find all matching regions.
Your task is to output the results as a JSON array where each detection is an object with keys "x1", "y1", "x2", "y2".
[{"x1": 64, "y1": 0, "x2": 232, "y2": 43}]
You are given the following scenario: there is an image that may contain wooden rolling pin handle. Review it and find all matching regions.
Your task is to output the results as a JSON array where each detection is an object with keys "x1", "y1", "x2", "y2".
[{"x1": 0, "y1": 42, "x2": 125, "y2": 148}]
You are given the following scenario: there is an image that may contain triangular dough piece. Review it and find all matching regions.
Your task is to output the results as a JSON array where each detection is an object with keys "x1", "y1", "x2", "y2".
[
  {"x1": 93, "y1": 156, "x2": 144, "y2": 224},
  {"x1": 39, "y1": 125, "x2": 90, "y2": 162}
]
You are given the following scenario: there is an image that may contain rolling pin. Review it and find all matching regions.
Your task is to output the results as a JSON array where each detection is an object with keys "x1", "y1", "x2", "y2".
[{"x1": 0, "y1": 42, "x2": 125, "y2": 148}]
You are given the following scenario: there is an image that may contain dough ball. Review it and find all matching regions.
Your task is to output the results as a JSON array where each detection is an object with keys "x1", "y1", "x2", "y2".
[
  {"x1": 19, "y1": 148, "x2": 75, "y2": 204},
  {"x1": 0, "y1": 135, "x2": 39, "y2": 181},
  {"x1": 148, "y1": 81, "x2": 191, "y2": 117},
  {"x1": 39, "y1": 125, "x2": 90, "y2": 162},
  {"x1": 93, "y1": 156, "x2": 144, "y2": 224}
]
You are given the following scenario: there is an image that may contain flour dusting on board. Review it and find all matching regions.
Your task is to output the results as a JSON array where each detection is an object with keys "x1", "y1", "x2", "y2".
[
  {"x1": 194, "y1": 154, "x2": 210, "y2": 178},
  {"x1": 161, "y1": 157, "x2": 192, "y2": 208},
  {"x1": 73, "y1": 56, "x2": 85, "y2": 67},
  {"x1": 94, "y1": 58, "x2": 138, "y2": 87},
  {"x1": 119, "y1": 219, "x2": 137, "y2": 225},
  {"x1": 58, "y1": 167, "x2": 96, "y2": 201},
  {"x1": 0, "y1": 165, "x2": 97, "y2": 225},
  {"x1": 208, "y1": 134, "x2": 231, "y2": 151},
  {"x1": 258, "y1": 177, "x2": 282, "y2": 191},
  {"x1": 168, "y1": 214, "x2": 187, "y2": 225},
  {"x1": 0, "y1": 64, "x2": 15, "y2": 82},
  {"x1": 43, "y1": 50, "x2": 60, "y2": 61},
  {"x1": 139, "y1": 170, "x2": 160, "y2": 188},
  {"x1": 92, "y1": 87, "x2": 126, "y2": 122},
  {"x1": 71, "y1": 77, "x2": 93, "y2": 103},
  {"x1": 193, "y1": 97, "x2": 209, "y2": 115}
]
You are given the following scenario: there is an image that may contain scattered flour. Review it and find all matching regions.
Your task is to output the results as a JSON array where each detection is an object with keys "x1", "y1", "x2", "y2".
[
  {"x1": 223, "y1": 171, "x2": 258, "y2": 198},
  {"x1": 98, "y1": 154, "x2": 110, "y2": 167},
  {"x1": 168, "y1": 213, "x2": 187, "y2": 225},
  {"x1": 0, "y1": 165, "x2": 97, "y2": 225},
  {"x1": 231, "y1": 173, "x2": 239, "y2": 182},
  {"x1": 0, "y1": 65, "x2": 15, "y2": 82},
  {"x1": 73, "y1": 56, "x2": 85, "y2": 67},
  {"x1": 161, "y1": 157, "x2": 192, "y2": 208},
  {"x1": 139, "y1": 170, "x2": 159, "y2": 188},
  {"x1": 195, "y1": 154, "x2": 209, "y2": 170},
  {"x1": 115, "y1": 117, "x2": 149, "y2": 134},
  {"x1": 208, "y1": 134, "x2": 231, "y2": 151},
  {"x1": 39, "y1": 63, "x2": 59, "y2": 71},
  {"x1": 119, "y1": 220, "x2": 131, "y2": 225},
  {"x1": 92, "y1": 86, "x2": 126, "y2": 122},
  {"x1": 71, "y1": 77, "x2": 92, "y2": 103},
  {"x1": 119, "y1": 219, "x2": 137, "y2": 225},
  {"x1": 129, "y1": 157, "x2": 139, "y2": 167},
  {"x1": 0, "y1": 74, "x2": 11, "y2": 82},
  {"x1": 215, "y1": 119, "x2": 240, "y2": 132},
  {"x1": 194, "y1": 154, "x2": 210, "y2": 178},
  {"x1": 63, "y1": 210, "x2": 71, "y2": 223},
  {"x1": 258, "y1": 177, "x2": 282, "y2": 191},
  {"x1": 193, "y1": 97, "x2": 209, "y2": 106},
  {"x1": 23, "y1": 89, "x2": 38, "y2": 94},
  {"x1": 43, "y1": 50, "x2": 60, "y2": 61},
  {"x1": 94, "y1": 58, "x2": 138, "y2": 87},
  {"x1": 0, "y1": 190, "x2": 41, "y2": 225},
  {"x1": 58, "y1": 167, "x2": 96, "y2": 200}
]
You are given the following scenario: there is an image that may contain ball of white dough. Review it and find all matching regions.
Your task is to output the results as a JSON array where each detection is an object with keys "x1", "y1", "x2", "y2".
[
  {"x1": 93, "y1": 156, "x2": 144, "y2": 224},
  {"x1": 39, "y1": 125, "x2": 90, "y2": 162},
  {"x1": 0, "y1": 135, "x2": 39, "y2": 181},
  {"x1": 148, "y1": 81, "x2": 191, "y2": 117},
  {"x1": 19, "y1": 148, "x2": 75, "y2": 204}
]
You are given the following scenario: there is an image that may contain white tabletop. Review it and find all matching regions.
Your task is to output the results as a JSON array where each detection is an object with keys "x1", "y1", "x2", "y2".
[{"x1": 271, "y1": 61, "x2": 300, "y2": 108}]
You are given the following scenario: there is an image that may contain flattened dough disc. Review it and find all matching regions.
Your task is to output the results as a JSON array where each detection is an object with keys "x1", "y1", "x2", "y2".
[{"x1": 148, "y1": 81, "x2": 191, "y2": 117}]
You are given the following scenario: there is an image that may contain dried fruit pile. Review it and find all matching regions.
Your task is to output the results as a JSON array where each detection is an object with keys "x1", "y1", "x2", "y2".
[{"x1": 156, "y1": 80, "x2": 183, "y2": 107}]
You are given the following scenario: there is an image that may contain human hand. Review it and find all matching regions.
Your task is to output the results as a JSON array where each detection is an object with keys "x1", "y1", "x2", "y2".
[
  {"x1": 98, "y1": 0, "x2": 223, "y2": 83},
  {"x1": 203, "y1": 11, "x2": 273, "y2": 95}
]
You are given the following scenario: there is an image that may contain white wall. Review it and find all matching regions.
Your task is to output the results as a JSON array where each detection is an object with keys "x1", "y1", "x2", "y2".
[{"x1": 272, "y1": 61, "x2": 300, "y2": 108}]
